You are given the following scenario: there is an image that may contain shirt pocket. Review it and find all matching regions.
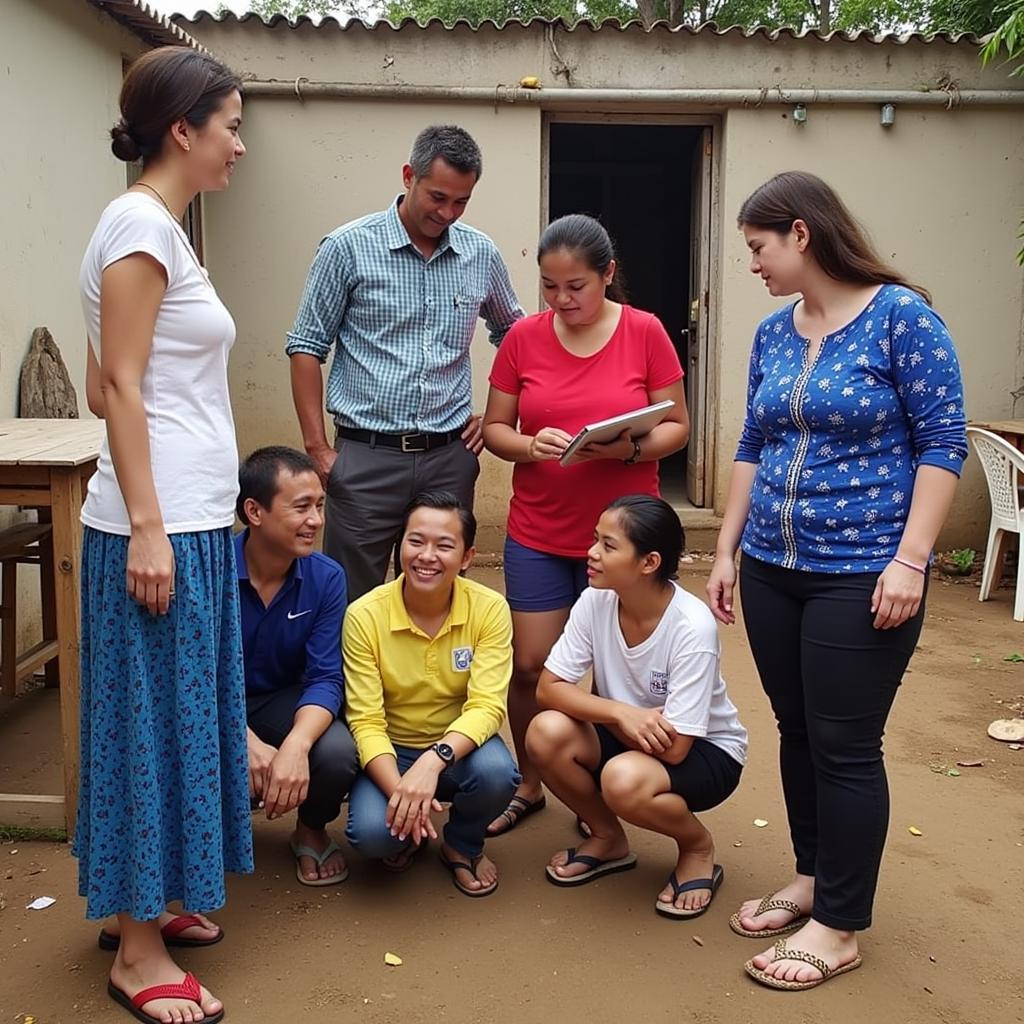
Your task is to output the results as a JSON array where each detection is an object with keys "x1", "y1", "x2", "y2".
[{"x1": 448, "y1": 289, "x2": 486, "y2": 344}]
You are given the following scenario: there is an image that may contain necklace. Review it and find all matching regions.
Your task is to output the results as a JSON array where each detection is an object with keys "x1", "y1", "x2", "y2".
[
  {"x1": 131, "y1": 181, "x2": 209, "y2": 282},
  {"x1": 134, "y1": 180, "x2": 175, "y2": 217}
]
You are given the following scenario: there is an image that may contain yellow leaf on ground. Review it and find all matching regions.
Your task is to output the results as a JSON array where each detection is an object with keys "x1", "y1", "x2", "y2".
[
  {"x1": 384, "y1": 952, "x2": 403, "y2": 966},
  {"x1": 908, "y1": 826, "x2": 923, "y2": 836}
]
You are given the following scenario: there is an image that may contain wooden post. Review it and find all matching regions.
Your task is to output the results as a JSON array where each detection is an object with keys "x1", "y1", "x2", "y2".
[
  {"x1": 37, "y1": 506, "x2": 60, "y2": 688},
  {"x1": 49, "y1": 466, "x2": 83, "y2": 836}
]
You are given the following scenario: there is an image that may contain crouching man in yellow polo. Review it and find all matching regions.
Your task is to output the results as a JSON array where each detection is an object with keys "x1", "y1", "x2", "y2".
[{"x1": 343, "y1": 490, "x2": 519, "y2": 897}]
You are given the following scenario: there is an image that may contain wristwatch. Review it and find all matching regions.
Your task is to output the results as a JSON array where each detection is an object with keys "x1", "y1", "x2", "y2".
[
  {"x1": 623, "y1": 438, "x2": 642, "y2": 465},
  {"x1": 430, "y1": 742, "x2": 455, "y2": 768}
]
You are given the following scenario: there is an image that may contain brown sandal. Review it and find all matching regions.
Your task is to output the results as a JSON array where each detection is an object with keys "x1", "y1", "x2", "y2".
[
  {"x1": 744, "y1": 938, "x2": 863, "y2": 991},
  {"x1": 729, "y1": 893, "x2": 809, "y2": 938},
  {"x1": 486, "y1": 794, "x2": 546, "y2": 836}
]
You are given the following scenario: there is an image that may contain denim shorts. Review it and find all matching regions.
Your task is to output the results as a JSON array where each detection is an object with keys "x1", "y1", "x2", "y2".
[{"x1": 503, "y1": 535, "x2": 589, "y2": 613}]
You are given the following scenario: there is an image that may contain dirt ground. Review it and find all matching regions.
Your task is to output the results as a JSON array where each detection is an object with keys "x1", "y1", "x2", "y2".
[{"x1": 1, "y1": 563, "x2": 1021, "y2": 1024}]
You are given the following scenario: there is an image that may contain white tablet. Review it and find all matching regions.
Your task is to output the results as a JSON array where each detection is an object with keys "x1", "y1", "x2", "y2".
[{"x1": 559, "y1": 399, "x2": 676, "y2": 467}]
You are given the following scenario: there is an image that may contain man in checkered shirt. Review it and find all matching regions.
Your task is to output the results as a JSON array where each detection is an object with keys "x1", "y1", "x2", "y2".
[{"x1": 286, "y1": 125, "x2": 524, "y2": 600}]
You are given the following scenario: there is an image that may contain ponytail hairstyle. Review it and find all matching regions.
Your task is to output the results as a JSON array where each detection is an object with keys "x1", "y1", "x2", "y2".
[
  {"x1": 110, "y1": 46, "x2": 242, "y2": 165},
  {"x1": 538, "y1": 213, "x2": 628, "y2": 303},
  {"x1": 738, "y1": 171, "x2": 930, "y2": 304},
  {"x1": 605, "y1": 494, "x2": 684, "y2": 584}
]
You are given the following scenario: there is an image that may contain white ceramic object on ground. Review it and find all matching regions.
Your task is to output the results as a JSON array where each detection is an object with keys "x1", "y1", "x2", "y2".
[{"x1": 987, "y1": 718, "x2": 1024, "y2": 742}]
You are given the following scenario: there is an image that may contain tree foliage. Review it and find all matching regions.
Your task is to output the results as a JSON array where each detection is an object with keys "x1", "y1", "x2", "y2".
[
  {"x1": 217, "y1": 0, "x2": 347, "y2": 19},
  {"x1": 239, "y1": 0, "x2": 1007, "y2": 32}
]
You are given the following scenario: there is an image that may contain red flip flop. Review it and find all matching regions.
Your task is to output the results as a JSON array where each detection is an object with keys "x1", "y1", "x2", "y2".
[
  {"x1": 98, "y1": 914, "x2": 224, "y2": 951},
  {"x1": 107, "y1": 971, "x2": 224, "y2": 1023}
]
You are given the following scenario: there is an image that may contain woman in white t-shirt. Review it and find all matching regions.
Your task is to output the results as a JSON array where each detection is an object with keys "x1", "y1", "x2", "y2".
[
  {"x1": 76, "y1": 47, "x2": 251, "y2": 1024},
  {"x1": 527, "y1": 495, "x2": 747, "y2": 918}
]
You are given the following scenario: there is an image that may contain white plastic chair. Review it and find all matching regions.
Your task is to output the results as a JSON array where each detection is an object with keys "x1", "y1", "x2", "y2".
[{"x1": 967, "y1": 426, "x2": 1024, "y2": 621}]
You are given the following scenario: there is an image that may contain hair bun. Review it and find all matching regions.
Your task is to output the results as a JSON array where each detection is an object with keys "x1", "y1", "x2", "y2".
[{"x1": 110, "y1": 119, "x2": 142, "y2": 162}]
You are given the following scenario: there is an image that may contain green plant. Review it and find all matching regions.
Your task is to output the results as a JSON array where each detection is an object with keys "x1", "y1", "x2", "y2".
[
  {"x1": 0, "y1": 825, "x2": 67, "y2": 843},
  {"x1": 981, "y1": 0, "x2": 1024, "y2": 263},
  {"x1": 946, "y1": 547, "x2": 977, "y2": 572}
]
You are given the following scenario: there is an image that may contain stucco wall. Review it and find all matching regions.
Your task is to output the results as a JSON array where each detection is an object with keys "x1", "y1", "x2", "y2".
[
  {"x1": 188, "y1": 14, "x2": 1024, "y2": 551},
  {"x1": 717, "y1": 105, "x2": 1024, "y2": 545},
  {"x1": 1, "y1": 0, "x2": 144, "y2": 656},
  {"x1": 205, "y1": 96, "x2": 540, "y2": 548},
  {"x1": 1, "y1": 0, "x2": 146, "y2": 419}
]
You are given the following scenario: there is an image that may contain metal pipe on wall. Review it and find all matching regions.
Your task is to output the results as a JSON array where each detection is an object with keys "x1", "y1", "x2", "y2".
[{"x1": 242, "y1": 80, "x2": 1024, "y2": 107}]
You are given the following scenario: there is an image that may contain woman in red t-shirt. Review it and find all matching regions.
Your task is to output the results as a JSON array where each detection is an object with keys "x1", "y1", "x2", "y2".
[{"x1": 482, "y1": 214, "x2": 688, "y2": 836}]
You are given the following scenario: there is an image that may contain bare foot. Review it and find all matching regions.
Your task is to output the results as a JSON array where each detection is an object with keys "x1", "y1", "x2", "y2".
[
  {"x1": 750, "y1": 919, "x2": 860, "y2": 983},
  {"x1": 486, "y1": 785, "x2": 545, "y2": 835},
  {"x1": 110, "y1": 947, "x2": 222, "y2": 1023},
  {"x1": 657, "y1": 844, "x2": 716, "y2": 913},
  {"x1": 736, "y1": 874, "x2": 813, "y2": 933},
  {"x1": 440, "y1": 842, "x2": 498, "y2": 892},
  {"x1": 102, "y1": 910, "x2": 220, "y2": 944},
  {"x1": 547, "y1": 832, "x2": 630, "y2": 880},
  {"x1": 292, "y1": 824, "x2": 347, "y2": 883}
]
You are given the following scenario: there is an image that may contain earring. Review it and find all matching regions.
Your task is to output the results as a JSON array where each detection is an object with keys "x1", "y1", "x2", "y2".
[{"x1": 183, "y1": 142, "x2": 190, "y2": 152}]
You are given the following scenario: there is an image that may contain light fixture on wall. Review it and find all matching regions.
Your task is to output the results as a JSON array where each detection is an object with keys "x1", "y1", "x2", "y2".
[
  {"x1": 880, "y1": 103, "x2": 896, "y2": 127},
  {"x1": 793, "y1": 104, "x2": 808, "y2": 125}
]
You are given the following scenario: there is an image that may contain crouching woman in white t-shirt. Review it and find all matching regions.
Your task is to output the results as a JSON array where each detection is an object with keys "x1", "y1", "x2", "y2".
[{"x1": 526, "y1": 495, "x2": 747, "y2": 918}]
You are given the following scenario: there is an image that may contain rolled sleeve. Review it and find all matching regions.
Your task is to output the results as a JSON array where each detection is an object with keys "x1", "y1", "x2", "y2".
[
  {"x1": 544, "y1": 595, "x2": 595, "y2": 683},
  {"x1": 663, "y1": 649, "x2": 718, "y2": 738},
  {"x1": 735, "y1": 329, "x2": 767, "y2": 463},
  {"x1": 343, "y1": 610, "x2": 396, "y2": 766},
  {"x1": 447, "y1": 599, "x2": 513, "y2": 746},
  {"x1": 285, "y1": 235, "x2": 352, "y2": 363},
  {"x1": 890, "y1": 298, "x2": 968, "y2": 476},
  {"x1": 480, "y1": 245, "x2": 525, "y2": 348},
  {"x1": 295, "y1": 569, "x2": 347, "y2": 718}
]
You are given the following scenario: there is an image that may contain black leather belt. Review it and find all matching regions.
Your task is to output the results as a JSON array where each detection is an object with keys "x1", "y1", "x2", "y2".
[{"x1": 337, "y1": 426, "x2": 462, "y2": 453}]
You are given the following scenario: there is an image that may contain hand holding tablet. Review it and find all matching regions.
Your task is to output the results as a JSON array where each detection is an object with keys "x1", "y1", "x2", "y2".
[{"x1": 559, "y1": 400, "x2": 676, "y2": 467}]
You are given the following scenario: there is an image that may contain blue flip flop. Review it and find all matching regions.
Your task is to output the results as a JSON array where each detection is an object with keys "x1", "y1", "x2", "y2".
[
  {"x1": 545, "y1": 847, "x2": 638, "y2": 887},
  {"x1": 655, "y1": 862, "x2": 724, "y2": 919}
]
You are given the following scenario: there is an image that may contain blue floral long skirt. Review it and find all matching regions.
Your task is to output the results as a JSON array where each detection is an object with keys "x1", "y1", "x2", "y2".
[{"x1": 73, "y1": 526, "x2": 254, "y2": 920}]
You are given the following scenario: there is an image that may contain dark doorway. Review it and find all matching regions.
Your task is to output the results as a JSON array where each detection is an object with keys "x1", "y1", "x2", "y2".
[{"x1": 548, "y1": 121, "x2": 702, "y2": 504}]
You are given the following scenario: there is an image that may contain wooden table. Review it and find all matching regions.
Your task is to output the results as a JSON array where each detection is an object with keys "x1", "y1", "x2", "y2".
[
  {"x1": 969, "y1": 419, "x2": 1024, "y2": 451},
  {"x1": 0, "y1": 418, "x2": 104, "y2": 834}
]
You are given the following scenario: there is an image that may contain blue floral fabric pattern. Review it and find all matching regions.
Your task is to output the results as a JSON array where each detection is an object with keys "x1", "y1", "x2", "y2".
[
  {"x1": 735, "y1": 284, "x2": 967, "y2": 573},
  {"x1": 74, "y1": 526, "x2": 254, "y2": 920}
]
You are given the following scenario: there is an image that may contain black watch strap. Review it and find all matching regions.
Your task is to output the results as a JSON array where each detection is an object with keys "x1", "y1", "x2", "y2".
[
  {"x1": 431, "y1": 742, "x2": 455, "y2": 766},
  {"x1": 624, "y1": 438, "x2": 642, "y2": 465}
]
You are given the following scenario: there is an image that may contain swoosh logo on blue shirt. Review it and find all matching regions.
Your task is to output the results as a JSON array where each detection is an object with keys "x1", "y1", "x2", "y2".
[{"x1": 287, "y1": 610, "x2": 312, "y2": 620}]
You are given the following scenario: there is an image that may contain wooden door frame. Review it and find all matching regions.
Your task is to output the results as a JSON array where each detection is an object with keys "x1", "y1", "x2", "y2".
[{"x1": 540, "y1": 111, "x2": 721, "y2": 508}]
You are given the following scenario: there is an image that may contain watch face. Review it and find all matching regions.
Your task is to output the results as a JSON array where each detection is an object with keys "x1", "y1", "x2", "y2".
[{"x1": 436, "y1": 742, "x2": 454, "y2": 762}]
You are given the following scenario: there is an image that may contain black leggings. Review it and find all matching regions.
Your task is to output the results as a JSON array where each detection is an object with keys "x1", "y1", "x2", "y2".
[{"x1": 739, "y1": 555, "x2": 926, "y2": 931}]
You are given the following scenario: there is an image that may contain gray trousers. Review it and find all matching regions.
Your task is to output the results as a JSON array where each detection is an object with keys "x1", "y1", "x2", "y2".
[
  {"x1": 324, "y1": 436, "x2": 480, "y2": 602},
  {"x1": 246, "y1": 684, "x2": 358, "y2": 831}
]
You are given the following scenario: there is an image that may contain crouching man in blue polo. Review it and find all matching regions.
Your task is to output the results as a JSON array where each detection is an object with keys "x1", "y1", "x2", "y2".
[{"x1": 237, "y1": 446, "x2": 358, "y2": 886}]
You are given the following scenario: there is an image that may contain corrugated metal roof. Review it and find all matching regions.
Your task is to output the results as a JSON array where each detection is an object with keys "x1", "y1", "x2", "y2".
[
  {"x1": 86, "y1": 0, "x2": 204, "y2": 48},
  {"x1": 174, "y1": 10, "x2": 984, "y2": 46}
]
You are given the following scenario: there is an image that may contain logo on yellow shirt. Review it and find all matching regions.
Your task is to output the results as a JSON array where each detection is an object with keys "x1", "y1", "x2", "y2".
[{"x1": 452, "y1": 647, "x2": 474, "y2": 672}]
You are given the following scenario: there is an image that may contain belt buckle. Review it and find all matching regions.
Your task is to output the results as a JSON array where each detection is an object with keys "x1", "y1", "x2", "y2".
[{"x1": 400, "y1": 433, "x2": 428, "y2": 453}]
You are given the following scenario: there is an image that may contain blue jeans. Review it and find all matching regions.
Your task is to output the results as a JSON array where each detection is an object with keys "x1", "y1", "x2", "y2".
[{"x1": 345, "y1": 736, "x2": 519, "y2": 860}]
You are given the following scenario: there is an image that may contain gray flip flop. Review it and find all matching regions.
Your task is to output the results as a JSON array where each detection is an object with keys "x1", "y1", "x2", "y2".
[{"x1": 290, "y1": 838, "x2": 349, "y2": 886}]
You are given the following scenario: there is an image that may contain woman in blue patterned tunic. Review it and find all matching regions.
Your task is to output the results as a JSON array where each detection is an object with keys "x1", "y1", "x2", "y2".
[
  {"x1": 707, "y1": 172, "x2": 966, "y2": 991},
  {"x1": 77, "y1": 47, "x2": 252, "y2": 1023}
]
